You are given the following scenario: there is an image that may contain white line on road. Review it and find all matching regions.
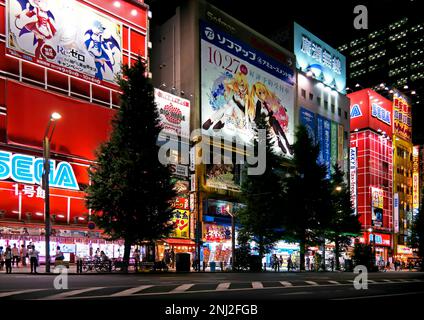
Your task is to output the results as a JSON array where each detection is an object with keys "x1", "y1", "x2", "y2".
[
  {"x1": 382, "y1": 279, "x2": 392, "y2": 282},
  {"x1": 0, "y1": 289, "x2": 44, "y2": 298},
  {"x1": 332, "y1": 291, "x2": 424, "y2": 300},
  {"x1": 280, "y1": 281, "x2": 293, "y2": 287},
  {"x1": 305, "y1": 281, "x2": 319, "y2": 286},
  {"x1": 252, "y1": 282, "x2": 263, "y2": 289},
  {"x1": 216, "y1": 283, "x2": 231, "y2": 290},
  {"x1": 367, "y1": 280, "x2": 376, "y2": 283},
  {"x1": 328, "y1": 281, "x2": 341, "y2": 285},
  {"x1": 38, "y1": 287, "x2": 105, "y2": 300},
  {"x1": 110, "y1": 285, "x2": 154, "y2": 297},
  {"x1": 170, "y1": 284, "x2": 195, "y2": 293}
]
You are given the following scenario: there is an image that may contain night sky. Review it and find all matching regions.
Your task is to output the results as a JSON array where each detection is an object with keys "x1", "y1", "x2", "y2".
[{"x1": 147, "y1": 0, "x2": 422, "y2": 143}]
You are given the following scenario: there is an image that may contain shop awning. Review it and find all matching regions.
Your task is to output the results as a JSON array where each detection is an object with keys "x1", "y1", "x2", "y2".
[{"x1": 164, "y1": 238, "x2": 195, "y2": 245}]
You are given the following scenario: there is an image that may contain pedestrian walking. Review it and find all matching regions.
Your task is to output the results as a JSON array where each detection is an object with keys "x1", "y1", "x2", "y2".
[
  {"x1": 5, "y1": 245, "x2": 13, "y2": 274},
  {"x1": 0, "y1": 246, "x2": 5, "y2": 271},
  {"x1": 11, "y1": 243, "x2": 19, "y2": 267},
  {"x1": 170, "y1": 248, "x2": 175, "y2": 269},
  {"x1": 287, "y1": 255, "x2": 292, "y2": 272},
  {"x1": 306, "y1": 256, "x2": 310, "y2": 271},
  {"x1": 330, "y1": 257, "x2": 335, "y2": 271},
  {"x1": 133, "y1": 249, "x2": 140, "y2": 272},
  {"x1": 29, "y1": 245, "x2": 39, "y2": 274},
  {"x1": 20, "y1": 244, "x2": 27, "y2": 267}
]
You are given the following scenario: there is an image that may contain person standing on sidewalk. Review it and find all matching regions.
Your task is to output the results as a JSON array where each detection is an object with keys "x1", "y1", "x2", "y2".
[
  {"x1": 11, "y1": 243, "x2": 19, "y2": 267},
  {"x1": 20, "y1": 244, "x2": 27, "y2": 267},
  {"x1": 133, "y1": 249, "x2": 140, "y2": 272},
  {"x1": 29, "y1": 245, "x2": 39, "y2": 274},
  {"x1": 5, "y1": 246, "x2": 13, "y2": 274}
]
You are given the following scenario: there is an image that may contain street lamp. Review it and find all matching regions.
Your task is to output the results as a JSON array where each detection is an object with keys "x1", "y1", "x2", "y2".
[
  {"x1": 368, "y1": 227, "x2": 376, "y2": 269},
  {"x1": 43, "y1": 112, "x2": 61, "y2": 273}
]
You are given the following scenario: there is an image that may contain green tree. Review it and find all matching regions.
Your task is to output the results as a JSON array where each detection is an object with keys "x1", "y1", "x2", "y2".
[
  {"x1": 284, "y1": 125, "x2": 332, "y2": 271},
  {"x1": 409, "y1": 190, "x2": 424, "y2": 270},
  {"x1": 86, "y1": 60, "x2": 176, "y2": 271},
  {"x1": 238, "y1": 113, "x2": 285, "y2": 266},
  {"x1": 326, "y1": 164, "x2": 361, "y2": 271},
  {"x1": 352, "y1": 243, "x2": 373, "y2": 270}
]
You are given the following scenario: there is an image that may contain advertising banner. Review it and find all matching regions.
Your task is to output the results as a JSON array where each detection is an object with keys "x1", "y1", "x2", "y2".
[
  {"x1": 170, "y1": 209, "x2": 190, "y2": 239},
  {"x1": 294, "y1": 22, "x2": 346, "y2": 93},
  {"x1": 413, "y1": 146, "x2": 419, "y2": 211},
  {"x1": 350, "y1": 147, "x2": 357, "y2": 215},
  {"x1": 204, "y1": 223, "x2": 231, "y2": 242},
  {"x1": 200, "y1": 20, "x2": 295, "y2": 157},
  {"x1": 371, "y1": 187, "x2": 384, "y2": 209},
  {"x1": 393, "y1": 95, "x2": 412, "y2": 142},
  {"x1": 299, "y1": 107, "x2": 316, "y2": 143},
  {"x1": 337, "y1": 124, "x2": 344, "y2": 166},
  {"x1": 317, "y1": 115, "x2": 331, "y2": 177},
  {"x1": 205, "y1": 164, "x2": 241, "y2": 191},
  {"x1": 331, "y1": 121, "x2": 338, "y2": 172},
  {"x1": 394, "y1": 193, "x2": 399, "y2": 233},
  {"x1": 6, "y1": 0, "x2": 123, "y2": 87},
  {"x1": 154, "y1": 88, "x2": 190, "y2": 139}
]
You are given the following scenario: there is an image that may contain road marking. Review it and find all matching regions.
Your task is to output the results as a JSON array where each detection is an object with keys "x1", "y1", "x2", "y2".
[
  {"x1": 332, "y1": 291, "x2": 424, "y2": 300},
  {"x1": 382, "y1": 279, "x2": 392, "y2": 282},
  {"x1": 328, "y1": 280, "x2": 341, "y2": 285},
  {"x1": 347, "y1": 280, "x2": 354, "y2": 283},
  {"x1": 252, "y1": 282, "x2": 263, "y2": 289},
  {"x1": 39, "y1": 287, "x2": 105, "y2": 300},
  {"x1": 110, "y1": 285, "x2": 153, "y2": 297},
  {"x1": 216, "y1": 283, "x2": 231, "y2": 290},
  {"x1": 280, "y1": 281, "x2": 293, "y2": 287},
  {"x1": 367, "y1": 280, "x2": 376, "y2": 283},
  {"x1": 170, "y1": 284, "x2": 195, "y2": 293},
  {"x1": 305, "y1": 281, "x2": 319, "y2": 286},
  {"x1": 0, "y1": 289, "x2": 44, "y2": 298},
  {"x1": 397, "y1": 279, "x2": 409, "y2": 282}
]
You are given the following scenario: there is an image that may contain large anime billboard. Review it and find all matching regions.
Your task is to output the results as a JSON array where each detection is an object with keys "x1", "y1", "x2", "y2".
[
  {"x1": 200, "y1": 20, "x2": 295, "y2": 158},
  {"x1": 6, "y1": 0, "x2": 123, "y2": 86}
]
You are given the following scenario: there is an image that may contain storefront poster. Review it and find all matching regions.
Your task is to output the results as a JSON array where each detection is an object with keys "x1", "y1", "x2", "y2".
[
  {"x1": 371, "y1": 187, "x2": 384, "y2": 209},
  {"x1": 154, "y1": 88, "x2": 190, "y2": 139},
  {"x1": 200, "y1": 20, "x2": 295, "y2": 157},
  {"x1": 299, "y1": 107, "x2": 315, "y2": 143},
  {"x1": 170, "y1": 209, "x2": 190, "y2": 239},
  {"x1": 204, "y1": 223, "x2": 231, "y2": 242},
  {"x1": 6, "y1": 0, "x2": 122, "y2": 86}
]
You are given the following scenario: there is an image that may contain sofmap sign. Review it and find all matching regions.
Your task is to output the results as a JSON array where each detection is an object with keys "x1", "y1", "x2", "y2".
[
  {"x1": 350, "y1": 147, "x2": 357, "y2": 215},
  {"x1": 6, "y1": 0, "x2": 122, "y2": 86},
  {"x1": 0, "y1": 150, "x2": 79, "y2": 190},
  {"x1": 294, "y1": 22, "x2": 346, "y2": 93}
]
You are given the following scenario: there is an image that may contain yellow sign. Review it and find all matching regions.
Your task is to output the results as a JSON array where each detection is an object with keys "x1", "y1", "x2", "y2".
[
  {"x1": 170, "y1": 209, "x2": 190, "y2": 239},
  {"x1": 397, "y1": 245, "x2": 413, "y2": 255},
  {"x1": 371, "y1": 187, "x2": 384, "y2": 209},
  {"x1": 393, "y1": 95, "x2": 412, "y2": 142}
]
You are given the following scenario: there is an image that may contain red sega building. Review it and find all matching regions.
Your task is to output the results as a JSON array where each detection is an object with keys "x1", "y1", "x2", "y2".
[
  {"x1": 348, "y1": 88, "x2": 394, "y2": 262},
  {"x1": 0, "y1": 0, "x2": 149, "y2": 260}
]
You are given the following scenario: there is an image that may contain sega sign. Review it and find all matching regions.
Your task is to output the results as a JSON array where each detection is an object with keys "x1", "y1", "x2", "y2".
[
  {"x1": 0, "y1": 150, "x2": 79, "y2": 190},
  {"x1": 371, "y1": 103, "x2": 391, "y2": 125}
]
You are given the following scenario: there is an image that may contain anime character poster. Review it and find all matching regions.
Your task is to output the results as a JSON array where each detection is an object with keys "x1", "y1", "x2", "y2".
[
  {"x1": 200, "y1": 21, "x2": 295, "y2": 158},
  {"x1": 7, "y1": 0, "x2": 122, "y2": 86}
]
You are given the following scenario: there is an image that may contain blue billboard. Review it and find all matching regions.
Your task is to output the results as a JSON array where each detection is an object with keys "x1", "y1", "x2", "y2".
[
  {"x1": 294, "y1": 22, "x2": 346, "y2": 93},
  {"x1": 317, "y1": 115, "x2": 332, "y2": 178},
  {"x1": 299, "y1": 107, "x2": 316, "y2": 143}
]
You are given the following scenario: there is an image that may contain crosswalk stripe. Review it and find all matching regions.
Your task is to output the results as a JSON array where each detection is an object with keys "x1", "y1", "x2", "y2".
[
  {"x1": 280, "y1": 281, "x2": 293, "y2": 287},
  {"x1": 305, "y1": 281, "x2": 319, "y2": 286},
  {"x1": 367, "y1": 280, "x2": 376, "y2": 283},
  {"x1": 328, "y1": 280, "x2": 341, "y2": 285},
  {"x1": 382, "y1": 279, "x2": 392, "y2": 282},
  {"x1": 397, "y1": 279, "x2": 409, "y2": 282},
  {"x1": 39, "y1": 287, "x2": 105, "y2": 300},
  {"x1": 347, "y1": 280, "x2": 354, "y2": 283},
  {"x1": 111, "y1": 285, "x2": 153, "y2": 297},
  {"x1": 251, "y1": 282, "x2": 263, "y2": 289},
  {"x1": 0, "y1": 289, "x2": 44, "y2": 298},
  {"x1": 170, "y1": 284, "x2": 195, "y2": 293},
  {"x1": 216, "y1": 283, "x2": 231, "y2": 290}
]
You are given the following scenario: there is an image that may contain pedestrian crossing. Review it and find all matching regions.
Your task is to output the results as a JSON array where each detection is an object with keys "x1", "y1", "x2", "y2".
[{"x1": 0, "y1": 278, "x2": 422, "y2": 300}]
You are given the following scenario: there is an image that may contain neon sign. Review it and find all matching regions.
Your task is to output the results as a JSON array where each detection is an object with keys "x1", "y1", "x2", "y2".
[{"x1": 0, "y1": 150, "x2": 79, "y2": 190}]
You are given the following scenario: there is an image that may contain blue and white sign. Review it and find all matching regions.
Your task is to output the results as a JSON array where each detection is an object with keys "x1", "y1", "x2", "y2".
[
  {"x1": 299, "y1": 107, "x2": 316, "y2": 143},
  {"x1": 294, "y1": 22, "x2": 346, "y2": 93},
  {"x1": 350, "y1": 104, "x2": 362, "y2": 119},
  {"x1": 0, "y1": 150, "x2": 79, "y2": 190},
  {"x1": 350, "y1": 147, "x2": 357, "y2": 215},
  {"x1": 371, "y1": 103, "x2": 391, "y2": 125},
  {"x1": 317, "y1": 115, "x2": 331, "y2": 178}
]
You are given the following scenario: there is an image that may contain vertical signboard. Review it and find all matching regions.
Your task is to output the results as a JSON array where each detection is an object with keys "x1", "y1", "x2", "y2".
[
  {"x1": 337, "y1": 124, "x2": 344, "y2": 166},
  {"x1": 299, "y1": 107, "x2": 316, "y2": 143},
  {"x1": 350, "y1": 147, "x2": 357, "y2": 215},
  {"x1": 393, "y1": 94, "x2": 412, "y2": 142},
  {"x1": 317, "y1": 115, "x2": 331, "y2": 177},
  {"x1": 413, "y1": 146, "x2": 420, "y2": 213},
  {"x1": 394, "y1": 193, "x2": 399, "y2": 233},
  {"x1": 371, "y1": 187, "x2": 384, "y2": 227},
  {"x1": 331, "y1": 121, "x2": 338, "y2": 172}
]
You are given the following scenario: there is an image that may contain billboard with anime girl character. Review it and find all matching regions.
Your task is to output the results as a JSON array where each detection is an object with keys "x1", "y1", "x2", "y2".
[
  {"x1": 200, "y1": 20, "x2": 295, "y2": 158},
  {"x1": 6, "y1": 0, "x2": 122, "y2": 86}
]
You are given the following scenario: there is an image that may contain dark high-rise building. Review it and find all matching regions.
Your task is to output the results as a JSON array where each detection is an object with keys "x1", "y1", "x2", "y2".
[{"x1": 337, "y1": 16, "x2": 424, "y2": 143}]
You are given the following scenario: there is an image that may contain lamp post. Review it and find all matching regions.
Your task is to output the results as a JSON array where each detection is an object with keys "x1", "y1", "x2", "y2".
[
  {"x1": 368, "y1": 227, "x2": 376, "y2": 269},
  {"x1": 228, "y1": 210, "x2": 236, "y2": 271},
  {"x1": 43, "y1": 112, "x2": 61, "y2": 273}
]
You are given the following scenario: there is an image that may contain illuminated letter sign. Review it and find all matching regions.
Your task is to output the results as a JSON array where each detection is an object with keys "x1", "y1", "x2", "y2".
[
  {"x1": 413, "y1": 146, "x2": 419, "y2": 212},
  {"x1": 0, "y1": 150, "x2": 79, "y2": 190},
  {"x1": 350, "y1": 147, "x2": 357, "y2": 215},
  {"x1": 394, "y1": 193, "x2": 399, "y2": 233},
  {"x1": 371, "y1": 103, "x2": 391, "y2": 125},
  {"x1": 350, "y1": 104, "x2": 362, "y2": 119}
]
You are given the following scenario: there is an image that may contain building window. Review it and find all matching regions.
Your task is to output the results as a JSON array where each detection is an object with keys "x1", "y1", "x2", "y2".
[
  {"x1": 331, "y1": 104, "x2": 335, "y2": 113},
  {"x1": 344, "y1": 131, "x2": 348, "y2": 140},
  {"x1": 344, "y1": 111, "x2": 348, "y2": 119},
  {"x1": 324, "y1": 100, "x2": 328, "y2": 110},
  {"x1": 338, "y1": 107, "x2": 342, "y2": 116},
  {"x1": 317, "y1": 97, "x2": 322, "y2": 105},
  {"x1": 309, "y1": 93, "x2": 313, "y2": 100},
  {"x1": 301, "y1": 88, "x2": 306, "y2": 99}
]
